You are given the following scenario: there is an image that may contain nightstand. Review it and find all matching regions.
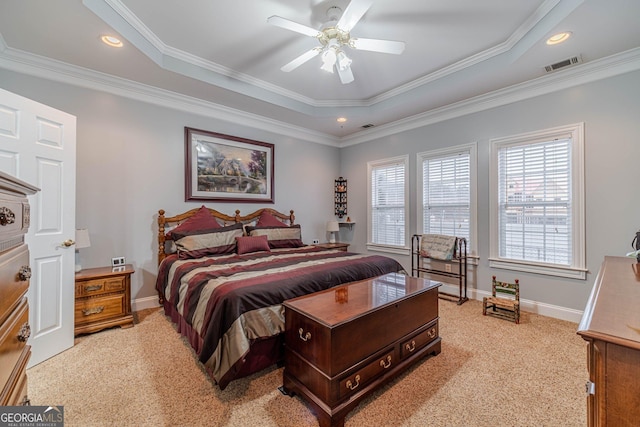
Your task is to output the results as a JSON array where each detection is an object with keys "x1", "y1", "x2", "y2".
[
  {"x1": 74, "y1": 264, "x2": 134, "y2": 336},
  {"x1": 314, "y1": 242, "x2": 350, "y2": 252}
]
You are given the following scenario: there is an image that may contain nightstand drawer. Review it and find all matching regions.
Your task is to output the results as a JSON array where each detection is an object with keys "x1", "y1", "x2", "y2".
[
  {"x1": 75, "y1": 276, "x2": 125, "y2": 297},
  {"x1": 75, "y1": 294, "x2": 125, "y2": 325}
]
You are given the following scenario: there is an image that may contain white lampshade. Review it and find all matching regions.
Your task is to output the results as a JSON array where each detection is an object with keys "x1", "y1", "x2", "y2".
[
  {"x1": 326, "y1": 221, "x2": 339, "y2": 232},
  {"x1": 75, "y1": 229, "x2": 91, "y2": 249}
]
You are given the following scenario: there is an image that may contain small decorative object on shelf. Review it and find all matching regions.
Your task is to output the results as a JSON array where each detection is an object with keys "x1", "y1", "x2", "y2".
[{"x1": 334, "y1": 177, "x2": 347, "y2": 218}]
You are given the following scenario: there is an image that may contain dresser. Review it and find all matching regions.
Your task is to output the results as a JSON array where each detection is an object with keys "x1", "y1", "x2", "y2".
[
  {"x1": 282, "y1": 273, "x2": 441, "y2": 427},
  {"x1": 0, "y1": 171, "x2": 38, "y2": 406},
  {"x1": 577, "y1": 256, "x2": 640, "y2": 426},
  {"x1": 74, "y1": 264, "x2": 134, "y2": 336}
]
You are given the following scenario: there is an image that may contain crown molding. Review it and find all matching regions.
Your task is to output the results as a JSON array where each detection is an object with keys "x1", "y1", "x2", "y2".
[
  {"x1": 0, "y1": 45, "x2": 340, "y2": 147},
  {"x1": 341, "y1": 47, "x2": 640, "y2": 147},
  {"x1": 1, "y1": 36, "x2": 638, "y2": 149}
]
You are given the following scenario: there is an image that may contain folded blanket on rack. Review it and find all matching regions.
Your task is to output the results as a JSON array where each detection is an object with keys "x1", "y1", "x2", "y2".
[{"x1": 420, "y1": 234, "x2": 457, "y2": 260}]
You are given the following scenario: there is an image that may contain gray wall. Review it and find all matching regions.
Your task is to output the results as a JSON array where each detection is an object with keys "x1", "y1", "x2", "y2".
[
  {"x1": 340, "y1": 69, "x2": 640, "y2": 317},
  {"x1": 2, "y1": 67, "x2": 639, "y2": 319},
  {"x1": 0, "y1": 69, "x2": 340, "y2": 303}
]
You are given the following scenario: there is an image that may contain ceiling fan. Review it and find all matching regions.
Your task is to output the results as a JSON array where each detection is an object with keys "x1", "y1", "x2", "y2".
[{"x1": 267, "y1": 0, "x2": 406, "y2": 84}]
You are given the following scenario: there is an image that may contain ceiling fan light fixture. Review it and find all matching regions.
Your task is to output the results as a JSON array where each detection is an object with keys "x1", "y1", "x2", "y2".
[
  {"x1": 321, "y1": 49, "x2": 337, "y2": 72},
  {"x1": 336, "y1": 50, "x2": 352, "y2": 71}
]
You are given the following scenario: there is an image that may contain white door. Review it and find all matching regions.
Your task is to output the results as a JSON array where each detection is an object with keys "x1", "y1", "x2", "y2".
[{"x1": 0, "y1": 87, "x2": 76, "y2": 366}]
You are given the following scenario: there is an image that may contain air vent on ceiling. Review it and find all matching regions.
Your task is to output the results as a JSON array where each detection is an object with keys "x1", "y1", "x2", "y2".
[
  {"x1": 361, "y1": 124, "x2": 375, "y2": 129},
  {"x1": 544, "y1": 55, "x2": 583, "y2": 73}
]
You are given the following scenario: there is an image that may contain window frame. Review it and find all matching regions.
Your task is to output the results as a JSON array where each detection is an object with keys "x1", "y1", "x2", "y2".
[
  {"x1": 417, "y1": 143, "x2": 478, "y2": 259},
  {"x1": 367, "y1": 155, "x2": 410, "y2": 255},
  {"x1": 489, "y1": 123, "x2": 586, "y2": 279}
]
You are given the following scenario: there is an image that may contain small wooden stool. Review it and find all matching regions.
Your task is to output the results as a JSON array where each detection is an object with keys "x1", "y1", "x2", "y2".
[{"x1": 483, "y1": 276, "x2": 520, "y2": 324}]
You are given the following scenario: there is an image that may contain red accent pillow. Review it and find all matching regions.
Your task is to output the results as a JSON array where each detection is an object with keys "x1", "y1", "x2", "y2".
[
  {"x1": 236, "y1": 235, "x2": 271, "y2": 255},
  {"x1": 256, "y1": 211, "x2": 287, "y2": 227},
  {"x1": 166, "y1": 206, "x2": 220, "y2": 239}
]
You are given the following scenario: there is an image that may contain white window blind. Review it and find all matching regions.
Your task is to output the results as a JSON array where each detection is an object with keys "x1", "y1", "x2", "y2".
[
  {"x1": 421, "y1": 151, "x2": 471, "y2": 246},
  {"x1": 490, "y1": 123, "x2": 585, "y2": 279},
  {"x1": 498, "y1": 138, "x2": 571, "y2": 264},
  {"x1": 369, "y1": 157, "x2": 408, "y2": 248}
]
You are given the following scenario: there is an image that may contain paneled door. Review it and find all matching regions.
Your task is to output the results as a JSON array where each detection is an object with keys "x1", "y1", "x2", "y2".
[{"x1": 0, "y1": 87, "x2": 76, "y2": 366}]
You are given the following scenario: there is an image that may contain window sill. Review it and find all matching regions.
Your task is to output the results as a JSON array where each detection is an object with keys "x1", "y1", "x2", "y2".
[
  {"x1": 488, "y1": 258, "x2": 587, "y2": 280},
  {"x1": 366, "y1": 243, "x2": 411, "y2": 256}
]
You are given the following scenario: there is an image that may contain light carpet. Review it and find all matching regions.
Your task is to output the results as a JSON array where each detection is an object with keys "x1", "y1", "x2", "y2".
[{"x1": 27, "y1": 299, "x2": 587, "y2": 426}]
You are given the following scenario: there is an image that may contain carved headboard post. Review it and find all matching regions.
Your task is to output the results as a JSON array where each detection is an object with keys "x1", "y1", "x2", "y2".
[
  {"x1": 289, "y1": 210, "x2": 295, "y2": 225},
  {"x1": 158, "y1": 209, "x2": 166, "y2": 264},
  {"x1": 234, "y1": 209, "x2": 242, "y2": 224}
]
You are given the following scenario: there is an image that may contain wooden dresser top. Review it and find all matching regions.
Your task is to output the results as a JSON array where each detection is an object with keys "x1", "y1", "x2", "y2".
[
  {"x1": 283, "y1": 273, "x2": 440, "y2": 328},
  {"x1": 577, "y1": 256, "x2": 640, "y2": 349}
]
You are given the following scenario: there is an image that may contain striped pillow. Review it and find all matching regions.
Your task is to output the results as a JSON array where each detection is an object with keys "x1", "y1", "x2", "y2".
[
  {"x1": 173, "y1": 222, "x2": 243, "y2": 259},
  {"x1": 245, "y1": 224, "x2": 304, "y2": 249},
  {"x1": 235, "y1": 235, "x2": 271, "y2": 255}
]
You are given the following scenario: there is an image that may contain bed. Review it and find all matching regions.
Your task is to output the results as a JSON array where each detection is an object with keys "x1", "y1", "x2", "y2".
[{"x1": 155, "y1": 206, "x2": 405, "y2": 390}]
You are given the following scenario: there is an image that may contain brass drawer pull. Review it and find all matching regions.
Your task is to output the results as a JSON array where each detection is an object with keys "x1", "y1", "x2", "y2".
[
  {"x1": 18, "y1": 265, "x2": 31, "y2": 281},
  {"x1": 380, "y1": 355, "x2": 392, "y2": 369},
  {"x1": 298, "y1": 328, "x2": 311, "y2": 342},
  {"x1": 0, "y1": 206, "x2": 15, "y2": 226},
  {"x1": 406, "y1": 340, "x2": 416, "y2": 353},
  {"x1": 85, "y1": 285, "x2": 102, "y2": 292},
  {"x1": 83, "y1": 306, "x2": 105, "y2": 316},
  {"x1": 346, "y1": 375, "x2": 360, "y2": 391},
  {"x1": 17, "y1": 322, "x2": 31, "y2": 342},
  {"x1": 427, "y1": 327, "x2": 436, "y2": 338}
]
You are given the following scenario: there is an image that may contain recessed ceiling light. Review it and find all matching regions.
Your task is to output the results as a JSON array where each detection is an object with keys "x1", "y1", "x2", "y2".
[
  {"x1": 546, "y1": 32, "x2": 572, "y2": 45},
  {"x1": 337, "y1": 117, "x2": 347, "y2": 123},
  {"x1": 101, "y1": 35, "x2": 123, "y2": 48}
]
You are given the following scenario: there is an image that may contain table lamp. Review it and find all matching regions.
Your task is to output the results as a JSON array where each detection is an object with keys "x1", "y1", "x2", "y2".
[
  {"x1": 75, "y1": 228, "x2": 91, "y2": 272},
  {"x1": 326, "y1": 221, "x2": 339, "y2": 244}
]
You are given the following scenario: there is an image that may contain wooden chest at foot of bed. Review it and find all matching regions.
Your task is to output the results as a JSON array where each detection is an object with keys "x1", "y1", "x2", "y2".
[{"x1": 282, "y1": 273, "x2": 441, "y2": 427}]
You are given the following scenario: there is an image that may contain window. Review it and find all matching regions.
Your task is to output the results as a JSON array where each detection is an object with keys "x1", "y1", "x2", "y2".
[
  {"x1": 489, "y1": 123, "x2": 586, "y2": 279},
  {"x1": 418, "y1": 143, "x2": 477, "y2": 257},
  {"x1": 367, "y1": 155, "x2": 409, "y2": 254}
]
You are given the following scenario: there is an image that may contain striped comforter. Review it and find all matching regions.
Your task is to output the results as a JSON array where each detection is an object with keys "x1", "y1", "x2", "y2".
[{"x1": 156, "y1": 245, "x2": 404, "y2": 389}]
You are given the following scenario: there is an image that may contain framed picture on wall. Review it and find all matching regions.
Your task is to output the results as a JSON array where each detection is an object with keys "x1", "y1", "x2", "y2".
[{"x1": 184, "y1": 127, "x2": 274, "y2": 203}]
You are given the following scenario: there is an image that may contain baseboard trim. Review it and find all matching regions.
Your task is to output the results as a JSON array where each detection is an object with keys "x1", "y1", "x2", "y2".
[
  {"x1": 438, "y1": 283, "x2": 583, "y2": 323},
  {"x1": 132, "y1": 295, "x2": 161, "y2": 312}
]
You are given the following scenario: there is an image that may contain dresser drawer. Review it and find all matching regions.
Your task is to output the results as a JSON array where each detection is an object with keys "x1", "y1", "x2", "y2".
[
  {"x1": 0, "y1": 245, "x2": 29, "y2": 325},
  {"x1": 338, "y1": 349, "x2": 395, "y2": 400},
  {"x1": 76, "y1": 276, "x2": 125, "y2": 297},
  {"x1": 0, "y1": 298, "x2": 29, "y2": 394},
  {"x1": 75, "y1": 294, "x2": 125, "y2": 325},
  {"x1": 400, "y1": 319, "x2": 438, "y2": 361},
  {"x1": 0, "y1": 197, "x2": 27, "y2": 243}
]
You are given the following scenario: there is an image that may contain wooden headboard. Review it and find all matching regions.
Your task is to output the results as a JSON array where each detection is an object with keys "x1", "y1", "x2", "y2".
[{"x1": 157, "y1": 207, "x2": 295, "y2": 265}]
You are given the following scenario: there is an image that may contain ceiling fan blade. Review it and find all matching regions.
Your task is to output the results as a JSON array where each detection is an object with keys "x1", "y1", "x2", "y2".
[
  {"x1": 267, "y1": 16, "x2": 321, "y2": 38},
  {"x1": 337, "y1": 65, "x2": 354, "y2": 84},
  {"x1": 351, "y1": 38, "x2": 406, "y2": 54},
  {"x1": 281, "y1": 48, "x2": 321, "y2": 72},
  {"x1": 336, "y1": 0, "x2": 374, "y2": 32}
]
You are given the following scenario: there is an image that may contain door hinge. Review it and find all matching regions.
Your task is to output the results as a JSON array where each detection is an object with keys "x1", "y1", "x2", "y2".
[{"x1": 585, "y1": 380, "x2": 595, "y2": 395}]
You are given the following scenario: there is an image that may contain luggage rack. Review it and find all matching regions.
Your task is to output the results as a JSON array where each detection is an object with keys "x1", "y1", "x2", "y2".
[{"x1": 411, "y1": 234, "x2": 468, "y2": 305}]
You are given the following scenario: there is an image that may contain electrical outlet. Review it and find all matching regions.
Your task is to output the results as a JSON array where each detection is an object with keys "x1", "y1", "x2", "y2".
[
  {"x1": 445, "y1": 264, "x2": 452, "y2": 273},
  {"x1": 312, "y1": 239, "x2": 320, "y2": 244}
]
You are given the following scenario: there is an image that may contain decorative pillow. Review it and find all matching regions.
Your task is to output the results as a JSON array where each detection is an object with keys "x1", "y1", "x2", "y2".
[
  {"x1": 256, "y1": 211, "x2": 288, "y2": 227},
  {"x1": 173, "y1": 222, "x2": 243, "y2": 259},
  {"x1": 245, "y1": 224, "x2": 304, "y2": 249},
  {"x1": 166, "y1": 205, "x2": 220, "y2": 240},
  {"x1": 235, "y1": 235, "x2": 271, "y2": 255}
]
